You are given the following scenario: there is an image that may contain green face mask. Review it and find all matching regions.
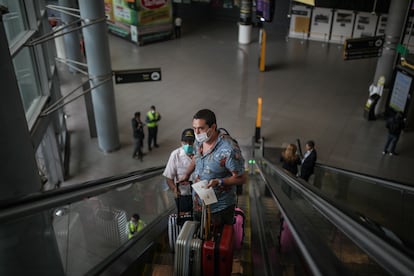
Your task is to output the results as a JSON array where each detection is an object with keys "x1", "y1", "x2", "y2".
[{"x1": 183, "y1": 144, "x2": 194, "y2": 154}]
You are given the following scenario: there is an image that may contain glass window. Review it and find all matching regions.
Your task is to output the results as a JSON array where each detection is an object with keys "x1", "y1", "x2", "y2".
[
  {"x1": 12, "y1": 47, "x2": 43, "y2": 122},
  {"x1": 38, "y1": 0, "x2": 46, "y2": 14},
  {"x1": 0, "y1": 0, "x2": 27, "y2": 46}
]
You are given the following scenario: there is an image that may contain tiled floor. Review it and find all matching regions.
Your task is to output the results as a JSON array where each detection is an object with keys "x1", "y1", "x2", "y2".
[{"x1": 60, "y1": 19, "x2": 414, "y2": 187}]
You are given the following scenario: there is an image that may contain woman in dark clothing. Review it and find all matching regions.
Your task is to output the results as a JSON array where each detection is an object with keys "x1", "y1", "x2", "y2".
[{"x1": 280, "y1": 144, "x2": 301, "y2": 176}]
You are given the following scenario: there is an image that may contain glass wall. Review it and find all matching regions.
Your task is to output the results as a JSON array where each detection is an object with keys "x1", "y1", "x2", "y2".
[
  {"x1": 12, "y1": 47, "x2": 43, "y2": 123},
  {"x1": 1, "y1": 0, "x2": 67, "y2": 189},
  {"x1": 51, "y1": 175, "x2": 173, "y2": 275},
  {"x1": 0, "y1": 0, "x2": 27, "y2": 47}
]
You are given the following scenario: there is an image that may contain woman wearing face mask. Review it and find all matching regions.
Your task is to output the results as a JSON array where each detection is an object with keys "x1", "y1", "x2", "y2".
[{"x1": 163, "y1": 128, "x2": 195, "y2": 214}]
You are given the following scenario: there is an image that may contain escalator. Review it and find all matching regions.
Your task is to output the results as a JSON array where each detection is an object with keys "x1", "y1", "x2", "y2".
[
  {"x1": 0, "y1": 167, "x2": 174, "y2": 276},
  {"x1": 258, "y1": 145, "x2": 414, "y2": 275},
  {"x1": 1, "y1": 149, "x2": 414, "y2": 275}
]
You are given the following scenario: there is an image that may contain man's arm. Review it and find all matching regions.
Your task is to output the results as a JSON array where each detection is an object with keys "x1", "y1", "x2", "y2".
[
  {"x1": 145, "y1": 114, "x2": 151, "y2": 123},
  {"x1": 166, "y1": 178, "x2": 179, "y2": 197},
  {"x1": 179, "y1": 158, "x2": 195, "y2": 182},
  {"x1": 208, "y1": 170, "x2": 246, "y2": 189}
]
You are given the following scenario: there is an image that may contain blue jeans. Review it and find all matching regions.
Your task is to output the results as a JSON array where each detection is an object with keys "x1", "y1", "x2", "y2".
[{"x1": 383, "y1": 133, "x2": 400, "y2": 153}]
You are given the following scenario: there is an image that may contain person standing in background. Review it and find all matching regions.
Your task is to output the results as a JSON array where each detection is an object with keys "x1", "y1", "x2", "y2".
[
  {"x1": 131, "y1": 112, "x2": 145, "y2": 161},
  {"x1": 128, "y1": 213, "x2": 145, "y2": 239},
  {"x1": 146, "y1": 105, "x2": 161, "y2": 151},
  {"x1": 174, "y1": 16, "x2": 182, "y2": 38},
  {"x1": 280, "y1": 143, "x2": 301, "y2": 176},
  {"x1": 163, "y1": 128, "x2": 196, "y2": 214},
  {"x1": 383, "y1": 111, "x2": 405, "y2": 156},
  {"x1": 300, "y1": 140, "x2": 317, "y2": 181}
]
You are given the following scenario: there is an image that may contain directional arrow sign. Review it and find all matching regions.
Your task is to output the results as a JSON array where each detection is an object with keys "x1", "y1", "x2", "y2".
[
  {"x1": 343, "y1": 36, "x2": 384, "y2": 60},
  {"x1": 113, "y1": 68, "x2": 162, "y2": 84}
]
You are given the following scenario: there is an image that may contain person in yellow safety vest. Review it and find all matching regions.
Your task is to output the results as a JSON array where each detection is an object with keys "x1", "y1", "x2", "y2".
[
  {"x1": 146, "y1": 105, "x2": 161, "y2": 151},
  {"x1": 128, "y1": 213, "x2": 145, "y2": 239}
]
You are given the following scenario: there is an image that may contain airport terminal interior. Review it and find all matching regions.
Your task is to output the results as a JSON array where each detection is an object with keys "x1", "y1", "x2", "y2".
[
  {"x1": 59, "y1": 3, "x2": 414, "y2": 188},
  {"x1": 1, "y1": 0, "x2": 414, "y2": 275}
]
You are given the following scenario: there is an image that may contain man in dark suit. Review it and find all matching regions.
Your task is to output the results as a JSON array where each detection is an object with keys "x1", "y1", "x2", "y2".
[
  {"x1": 131, "y1": 112, "x2": 145, "y2": 161},
  {"x1": 300, "y1": 140, "x2": 317, "y2": 181}
]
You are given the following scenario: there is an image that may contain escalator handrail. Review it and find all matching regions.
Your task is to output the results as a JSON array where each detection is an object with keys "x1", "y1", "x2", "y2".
[
  {"x1": 278, "y1": 138, "x2": 412, "y2": 190},
  {"x1": 256, "y1": 162, "x2": 349, "y2": 276},
  {"x1": 315, "y1": 163, "x2": 414, "y2": 192},
  {"x1": 0, "y1": 166, "x2": 165, "y2": 209},
  {"x1": 258, "y1": 157, "x2": 414, "y2": 276},
  {"x1": 0, "y1": 166, "x2": 165, "y2": 224}
]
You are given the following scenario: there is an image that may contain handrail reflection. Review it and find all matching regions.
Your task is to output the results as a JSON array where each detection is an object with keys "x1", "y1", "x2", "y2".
[{"x1": 0, "y1": 166, "x2": 165, "y2": 224}]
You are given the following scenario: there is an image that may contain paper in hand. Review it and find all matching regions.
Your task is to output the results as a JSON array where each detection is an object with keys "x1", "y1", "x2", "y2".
[{"x1": 191, "y1": 180, "x2": 218, "y2": 205}]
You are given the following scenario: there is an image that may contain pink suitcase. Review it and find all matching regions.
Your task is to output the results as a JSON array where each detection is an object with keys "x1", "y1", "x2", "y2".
[
  {"x1": 279, "y1": 220, "x2": 295, "y2": 253},
  {"x1": 233, "y1": 207, "x2": 245, "y2": 250}
]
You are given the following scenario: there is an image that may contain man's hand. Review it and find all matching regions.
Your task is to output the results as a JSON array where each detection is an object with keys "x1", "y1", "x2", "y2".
[
  {"x1": 207, "y1": 179, "x2": 221, "y2": 189},
  {"x1": 178, "y1": 174, "x2": 190, "y2": 183}
]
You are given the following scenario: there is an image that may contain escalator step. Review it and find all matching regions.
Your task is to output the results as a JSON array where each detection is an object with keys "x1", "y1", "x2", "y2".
[
  {"x1": 153, "y1": 252, "x2": 174, "y2": 265},
  {"x1": 151, "y1": 264, "x2": 173, "y2": 276}
]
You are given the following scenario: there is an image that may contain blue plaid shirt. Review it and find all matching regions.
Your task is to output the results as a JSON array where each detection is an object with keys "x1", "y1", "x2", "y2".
[{"x1": 193, "y1": 134, "x2": 245, "y2": 213}]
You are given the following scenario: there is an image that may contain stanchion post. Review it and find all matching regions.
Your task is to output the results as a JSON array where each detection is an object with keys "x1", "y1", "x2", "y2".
[
  {"x1": 259, "y1": 30, "x2": 266, "y2": 72},
  {"x1": 255, "y1": 97, "x2": 262, "y2": 142}
]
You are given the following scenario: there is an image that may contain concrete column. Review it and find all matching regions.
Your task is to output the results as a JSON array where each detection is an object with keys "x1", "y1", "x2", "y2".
[
  {"x1": 239, "y1": 24, "x2": 252, "y2": 44},
  {"x1": 372, "y1": 0, "x2": 410, "y2": 113},
  {"x1": 239, "y1": 0, "x2": 252, "y2": 44},
  {"x1": 0, "y1": 16, "x2": 42, "y2": 201},
  {"x1": 78, "y1": 0, "x2": 120, "y2": 152},
  {"x1": 59, "y1": 0, "x2": 82, "y2": 72}
]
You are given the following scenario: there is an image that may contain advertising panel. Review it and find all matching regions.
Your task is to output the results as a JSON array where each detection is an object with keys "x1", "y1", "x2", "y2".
[
  {"x1": 353, "y1": 12, "x2": 377, "y2": 38},
  {"x1": 330, "y1": 9, "x2": 354, "y2": 43},
  {"x1": 309, "y1": 7, "x2": 332, "y2": 42},
  {"x1": 376, "y1": 14, "x2": 387, "y2": 36},
  {"x1": 104, "y1": 0, "x2": 173, "y2": 44},
  {"x1": 390, "y1": 70, "x2": 412, "y2": 112},
  {"x1": 288, "y1": 4, "x2": 311, "y2": 39},
  {"x1": 139, "y1": 0, "x2": 172, "y2": 26},
  {"x1": 402, "y1": 15, "x2": 414, "y2": 53},
  {"x1": 104, "y1": 0, "x2": 115, "y2": 22},
  {"x1": 113, "y1": 0, "x2": 138, "y2": 25}
]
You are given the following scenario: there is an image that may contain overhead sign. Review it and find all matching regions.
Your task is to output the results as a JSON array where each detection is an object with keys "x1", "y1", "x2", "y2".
[
  {"x1": 343, "y1": 36, "x2": 384, "y2": 60},
  {"x1": 114, "y1": 68, "x2": 161, "y2": 84}
]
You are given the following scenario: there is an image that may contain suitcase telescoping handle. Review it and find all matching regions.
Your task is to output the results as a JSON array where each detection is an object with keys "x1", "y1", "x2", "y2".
[
  {"x1": 176, "y1": 181, "x2": 180, "y2": 217},
  {"x1": 199, "y1": 202, "x2": 211, "y2": 240},
  {"x1": 199, "y1": 202, "x2": 209, "y2": 240},
  {"x1": 199, "y1": 202, "x2": 205, "y2": 239}
]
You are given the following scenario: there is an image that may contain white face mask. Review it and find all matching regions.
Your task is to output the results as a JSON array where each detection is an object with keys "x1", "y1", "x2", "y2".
[{"x1": 195, "y1": 128, "x2": 211, "y2": 143}]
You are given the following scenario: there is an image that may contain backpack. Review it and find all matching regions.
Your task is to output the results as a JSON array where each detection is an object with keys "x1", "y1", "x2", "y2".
[
  {"x1": 387, "y1": 118, "x2": 399, "y2": 133},
  {"x1": 218, "y1": 127, "x2": 239, "y2": 145}
]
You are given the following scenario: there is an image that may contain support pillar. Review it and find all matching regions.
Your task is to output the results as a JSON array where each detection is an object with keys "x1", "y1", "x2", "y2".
[
  {"x1": 78, "y1": 0, "x2": 120, "y2": 152},
  {"x1": 372, "y1": 0, "x2": 410, "y2": 114},
  {"x1": 239, "y1": 0, "x2": 252, "y2": 44},
  {"x1": 59, "y1": 0, "x2": 82, "y2": 72}
]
